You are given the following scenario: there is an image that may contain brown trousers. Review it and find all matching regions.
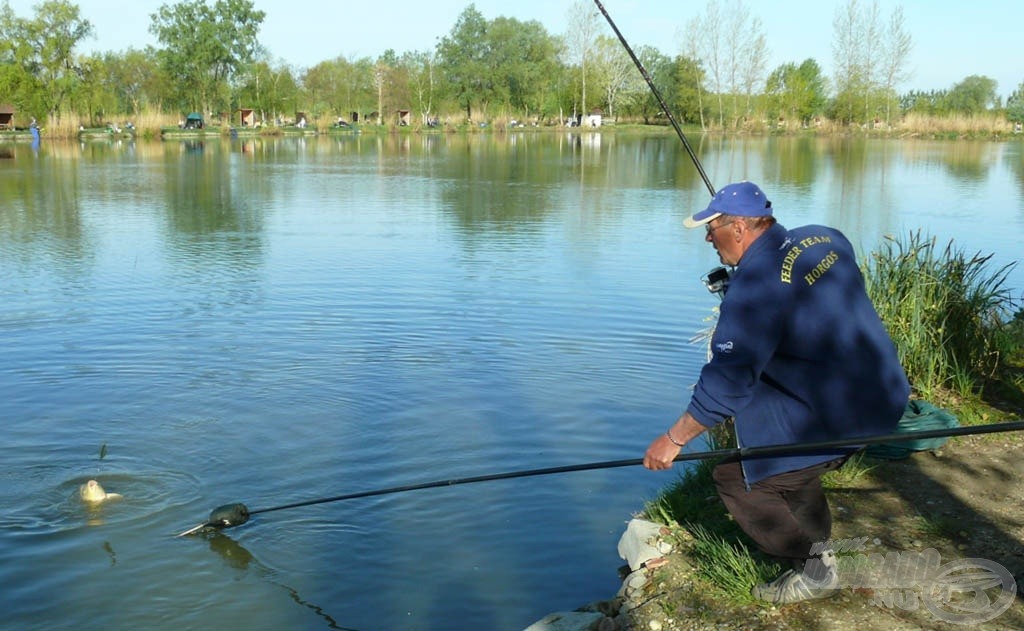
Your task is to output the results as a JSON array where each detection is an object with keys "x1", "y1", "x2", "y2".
[{"x1": 712, "y1": 456, "x2": 848, "y2": 571}]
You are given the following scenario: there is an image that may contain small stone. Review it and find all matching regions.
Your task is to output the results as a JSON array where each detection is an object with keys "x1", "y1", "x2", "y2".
[
  {"x1": 643, "y1": 556, "x2": 669, "y2": 570},
  {"x1": 648, "y1": 619, "x2": 663, "y2": 630},
  {"x1": 597, "y1": 616, "x2": 616, "y2": 631},
  {"x1": 626, "y1": 572, "x2": 648, "y2": 591}
]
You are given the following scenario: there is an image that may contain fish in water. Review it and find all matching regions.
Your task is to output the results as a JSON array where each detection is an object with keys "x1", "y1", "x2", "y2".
[{"x1": 79, "y1": 479, "x2": 123, "y2": 503}]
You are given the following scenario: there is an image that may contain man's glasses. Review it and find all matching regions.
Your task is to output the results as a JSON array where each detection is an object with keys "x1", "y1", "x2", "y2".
[{"x1": 705, "y1": 220, "x2": 734, "y2": 235}]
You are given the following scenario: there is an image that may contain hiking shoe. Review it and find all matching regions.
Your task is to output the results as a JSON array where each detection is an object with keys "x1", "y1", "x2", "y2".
[{"x1": 752, "y1": 554, "x2": 839, "y2": 604}]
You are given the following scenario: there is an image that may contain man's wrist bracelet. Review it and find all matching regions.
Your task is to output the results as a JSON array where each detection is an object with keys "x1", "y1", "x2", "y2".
[{"x1": 666, "y1": 429, "x2": 685, "y2": 447}]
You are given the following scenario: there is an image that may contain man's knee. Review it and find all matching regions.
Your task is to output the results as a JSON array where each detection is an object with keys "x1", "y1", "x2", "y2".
[{"x1": 712, "y1": 459, "x2": 744, "y2": 494}]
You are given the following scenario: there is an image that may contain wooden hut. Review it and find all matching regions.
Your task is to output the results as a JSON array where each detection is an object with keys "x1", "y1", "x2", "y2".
[
  {"x1": 0, "y1": 104, "x2": 15, "y2": 130},
  {"x1": 238, "y1": 107, "x2": 256, "y2": 127}
]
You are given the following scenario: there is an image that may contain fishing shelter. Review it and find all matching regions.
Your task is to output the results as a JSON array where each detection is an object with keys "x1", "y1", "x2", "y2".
[
  {"x1": 238, "y1": 108, "x2": 255, "y2": 127},
  {"x1": 0, "y1": 104, "x2": 14, "y2": 130}
]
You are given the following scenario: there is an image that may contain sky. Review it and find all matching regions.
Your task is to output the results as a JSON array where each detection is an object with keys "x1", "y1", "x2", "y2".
[{"x1": 5, "y1": 0, "x2": 1023, "y2": 99}]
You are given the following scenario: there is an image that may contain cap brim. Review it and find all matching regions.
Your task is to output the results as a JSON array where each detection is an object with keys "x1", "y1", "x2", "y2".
[{"x1": 683, "y1": 211, "x2": 721, "y2": 229}]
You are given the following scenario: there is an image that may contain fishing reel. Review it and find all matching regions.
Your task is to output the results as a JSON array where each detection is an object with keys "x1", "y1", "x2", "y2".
[{"x1": 702, "y1": 266, "x2": 732, "y2": 298}]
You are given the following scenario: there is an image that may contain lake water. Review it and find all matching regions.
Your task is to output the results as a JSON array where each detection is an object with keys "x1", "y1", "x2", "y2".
[{"x1": 1, "y1": 132, "x2": 1022, "y2": 630}]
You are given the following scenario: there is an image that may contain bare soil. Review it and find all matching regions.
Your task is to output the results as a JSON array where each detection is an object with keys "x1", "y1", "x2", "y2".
[{"x1": 613, "y1": 428, "x2": 1024, "y2": 630}]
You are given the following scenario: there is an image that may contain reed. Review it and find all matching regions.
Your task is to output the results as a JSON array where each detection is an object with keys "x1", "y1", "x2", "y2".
[
  {"x1": 861, "y1": 231, "x2": 1019, "y2": 400},
  {"x1": 898, "y1": 112, "x2": 1014, "y2": 137},
  {"x1": 41, "y1": 113, "x2": 86, "y2": 137}
]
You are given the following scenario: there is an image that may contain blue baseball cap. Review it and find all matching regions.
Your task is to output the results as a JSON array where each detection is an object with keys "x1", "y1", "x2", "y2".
[{"x1": 683, "y1": 181, "x2": 772, "y2": 228}]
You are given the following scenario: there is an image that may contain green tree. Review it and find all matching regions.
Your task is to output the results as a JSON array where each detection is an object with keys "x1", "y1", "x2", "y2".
[
  {"x1": 668, "y1": 54, "x2": 705, "y2": 125},
  {"x1": 436, "y1": 5, "x2": 490, "y2": 121},
  {"x1": 303, "y1": 57, "x2": 346, "y2": 120},
  {"x1": 487, "y1": 17, "x2": 560, "y2": 119},
  {"x1": 400, "y1": 50, "x2": 436, "y2": 124},
  {"x1": 588, "y1": 34, "x2": 639, "y2": 121},
  {"x1": 0, "y1": 0, "x2": 93, "y2": 122},
  {"x1": 624, "y1": 46, "x2": 671, "y2": 125},
  {"x1": 390, "y1": 52, "x2": 420, "y2": 124},
  {"x1": 235, "y1": 58, "x2": 299, "y2": 124},
  {"x1": 149, "y1": 0, "x2": 265, "y2": 117},
  {"x1": 71, "y1": 53, "x2": 116, "y2": 124},
  {"x1": 765, "y1": 58, "x2": 827, "y2": 125},
  {"x1": 303, "y1": 55, "x2": 375, "y2": 122},
  {"x1": 1006, "y1": 81, "x2": 1024, "y2": 124},
  {"x1": 76, "y1": 48, "x2": 164, "y2": 118},
  {"x1": 0, "y1": 3, "x2": 33, "y2": 113},
  {"x1": 943, "y1": 75, "x2": 999, "y2": 114}
]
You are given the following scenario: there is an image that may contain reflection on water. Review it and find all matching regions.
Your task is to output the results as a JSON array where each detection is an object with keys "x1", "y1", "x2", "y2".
[
  {"x1": 1, "y1": 133, "x2": 1021, "y2": 630},
  {"x1": 207, "y1": 533, "x2": 356, "y2": 630}
]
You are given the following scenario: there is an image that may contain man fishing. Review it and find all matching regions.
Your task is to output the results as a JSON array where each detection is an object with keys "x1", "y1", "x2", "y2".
[{"x1": 643, "y1": 181, "x2": 910, "y2": 604}]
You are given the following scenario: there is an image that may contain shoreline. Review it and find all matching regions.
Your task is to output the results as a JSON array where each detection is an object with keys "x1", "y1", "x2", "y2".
[{"x1": 4, "y1": 120, "x2": 1023, "y2": 143}]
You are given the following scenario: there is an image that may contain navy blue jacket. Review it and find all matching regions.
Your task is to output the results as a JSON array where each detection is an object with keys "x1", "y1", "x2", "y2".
[{"x1": 687, "y1": 223, "x2": 910, "y2": 485}]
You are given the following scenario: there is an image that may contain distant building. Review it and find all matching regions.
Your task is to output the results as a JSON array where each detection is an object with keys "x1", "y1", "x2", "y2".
[
  {"x1": 0, "y1": 104, "x2": 15, "y2": 130},
  {"x1": 238, "y1": 108, "x2": 256, "y2": 127}
]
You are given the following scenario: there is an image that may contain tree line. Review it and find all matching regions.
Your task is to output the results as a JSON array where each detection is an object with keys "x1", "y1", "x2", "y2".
[{"x1": 2, "y1": 0, "x2": 1022, "y2": 131}]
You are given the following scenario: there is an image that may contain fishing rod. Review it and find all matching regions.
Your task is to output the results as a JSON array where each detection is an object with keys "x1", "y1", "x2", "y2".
[
  {"x1": 592, "y1": 0, "x2": 716, "y2": 197},
  {"x1": 176, "y1": 419, "x2": 1024, "y2": 537}
]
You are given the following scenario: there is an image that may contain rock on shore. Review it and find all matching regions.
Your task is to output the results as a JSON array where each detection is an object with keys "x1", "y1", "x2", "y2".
[{"x1": 524, "y1": 518, "x2": 674, "y2": 631}]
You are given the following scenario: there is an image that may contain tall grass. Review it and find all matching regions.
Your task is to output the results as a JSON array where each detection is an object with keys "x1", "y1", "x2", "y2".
[
  {"x1": 686, "y1": 524, "x2": 781, "y2": 603},
  {"x1": 38, "y1": 109, "x2": 181, "y2": 139},
  {"x1": 899, "y1": 112, "x2": 1014, "y2": 137},
  {"x1": 862, "y1": 231, "x2": 1019, "y2": 400}
]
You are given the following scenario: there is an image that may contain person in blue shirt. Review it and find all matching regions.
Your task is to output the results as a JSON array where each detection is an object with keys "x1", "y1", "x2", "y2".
[{"x1": 643, "y1": 181, "x2": 910, "y2": 604}]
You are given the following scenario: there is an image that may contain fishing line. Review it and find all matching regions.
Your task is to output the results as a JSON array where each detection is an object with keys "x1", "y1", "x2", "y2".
[
  {"x1": 176, "y1": 419, "x2": 1024, "y2": 536},
  {"x1": 592, "y1": 0, "x2": 716, "y2": 197}
]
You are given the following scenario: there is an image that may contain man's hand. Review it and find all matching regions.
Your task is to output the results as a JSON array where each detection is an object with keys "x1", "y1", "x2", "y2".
[
  {"x1": 643, "y1": 412, "x2": 709, "y2": 471},
  {"x1": 644, "y1": 433, "x2": 681, "y2": 470}
]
